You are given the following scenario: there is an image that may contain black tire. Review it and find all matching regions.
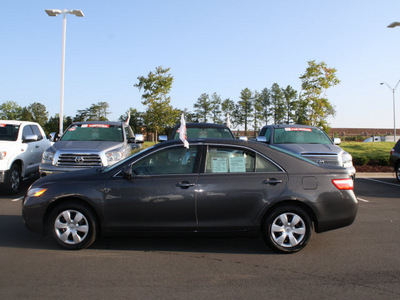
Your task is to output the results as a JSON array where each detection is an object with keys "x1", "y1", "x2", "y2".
[
  {"x1": 4, "y1": 163, "x2": 21, "y2": 195},
  {"x1": 47, "y1": 202, "x2": 97, "y2": 250},
  {"x1": 263, "y1": 205, "x2": 312, "y2": 253},
  {"x1": 396, "y1": 164, "x2": 400, "y2": 183}
]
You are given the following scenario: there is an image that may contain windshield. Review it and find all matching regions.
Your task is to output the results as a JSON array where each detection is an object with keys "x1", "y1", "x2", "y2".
[
  {"x1": 174, "y1": 127, "x2": 234, "y2": 139},
  {"x1": 61, "y1": 124, "x2": 124, "y2": 142},
  {"x1": 0, "y1": 124, "x2": 20, "y2": 141},
  {"x1": 273, "y1": 127, "x2": 332, "y2": 144}
]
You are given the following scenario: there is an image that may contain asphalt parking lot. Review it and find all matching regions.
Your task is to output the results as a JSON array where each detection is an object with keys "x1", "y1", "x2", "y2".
[{"x1": 0, "y1": 175, "x2": 399, "y2": 299}]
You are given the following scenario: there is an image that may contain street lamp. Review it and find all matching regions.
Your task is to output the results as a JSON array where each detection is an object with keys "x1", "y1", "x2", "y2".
[
  {"x1": 45, "y1": 9, "x2": 84, "y2": 135},
  {"x1": 380, "y1": 80, "x2": 400, "y2": 142}
]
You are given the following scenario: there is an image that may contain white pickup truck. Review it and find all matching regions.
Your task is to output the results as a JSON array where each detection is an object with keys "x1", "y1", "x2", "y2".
[{"x1": 0, "y1": 120, "x2": 51, "y2": 194}]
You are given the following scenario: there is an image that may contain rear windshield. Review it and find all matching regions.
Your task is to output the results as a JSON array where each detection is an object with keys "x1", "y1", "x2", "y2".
[
  {"x1": 273, "y1": 127, "x2": 332, "y2": 144},
  {"x1": 61, "y1": 124, "x2": 124, "y2": 142},
  {"x1": 174, "y1": 127, "x2": 234, "y2": 139},
  {"x1": 0, "y1": 124, "x2": 20, "y2": 141}
]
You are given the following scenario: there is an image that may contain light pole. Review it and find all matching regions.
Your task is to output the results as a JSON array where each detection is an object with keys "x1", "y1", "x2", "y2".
[
  {"x1": 380, "y1": 81, "x2": 400, "y2": 142},
  {"x1": 45, "y1": 9, "x2": 84, "y2": 135}
]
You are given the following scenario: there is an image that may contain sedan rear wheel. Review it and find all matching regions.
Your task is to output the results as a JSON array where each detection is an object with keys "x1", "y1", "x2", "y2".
[
  {"x1": 48, "y1": 202, "x2": 97, "y2": 250},
  {"x1": 263, "y1": 205, "x2": 312, "y2": 253}
]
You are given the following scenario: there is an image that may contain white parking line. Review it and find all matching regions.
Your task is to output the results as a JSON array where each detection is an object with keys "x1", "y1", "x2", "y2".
[
  {"x1": 363, "y1": 178, "x2": 400, "y2": 187},
  {"x1": 357, "y1": 198, "x2": 370, "y2": 203},
  {"x1": 12, "y1": 197, "x2": 24, "y2": 202}
]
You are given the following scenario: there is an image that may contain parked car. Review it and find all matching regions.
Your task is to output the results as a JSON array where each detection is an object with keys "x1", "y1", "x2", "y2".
[
  {"x1": 256, "y1": 124, "x2": 356, "y2": 179},
  {"x1": 23, "y1": 138, "x2": 357, "y2": 253},
  {"x1": 40, "y1": 121, "x2": 141, "y2": 176},
  {"x1": 159, "y1": 123, "x2": 236, "y2": 141},
  {"x1": 0, "y1": 120, "x2": 51, "y2": 194},
  {"x1": 389, "y1": 139, "x2": 400, "y2": 183}
]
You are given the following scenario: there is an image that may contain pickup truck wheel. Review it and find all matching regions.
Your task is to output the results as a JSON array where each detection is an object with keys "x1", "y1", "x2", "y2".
[
  {"x1": 48, "y1": 202, "x2": 97, "y2": 250},
  {"x1": 5, "y1": 164, "x2": 21, "y2": 194}
]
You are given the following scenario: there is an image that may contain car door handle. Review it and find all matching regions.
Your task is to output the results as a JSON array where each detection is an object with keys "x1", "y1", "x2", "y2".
[
  {"x1": 263, "y1": 178, "x2": 283, "y2": 185},
  {"x1": 176, "y1": 181, "x2": 196, "y2": 189}
]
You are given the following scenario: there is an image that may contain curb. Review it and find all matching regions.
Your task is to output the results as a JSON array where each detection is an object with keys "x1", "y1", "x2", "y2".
[{"x1": 356, "y1": 172, "x2": 395, "y2": 178}]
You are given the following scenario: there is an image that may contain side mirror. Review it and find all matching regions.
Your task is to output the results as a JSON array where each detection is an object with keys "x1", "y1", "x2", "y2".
[
  {"x1": 122, "y1": 165, "x2": 132, "y2": 179},
  {"x1": 159, "y1": 135, "x2": 168, "y2": 142},
  {"x1": 135, "y1": 134, "x2": 144, "y2": 143},
  {"x1": 333, "y1": 138, "x2": 341, "y2": 145},
  {"x1": 256, "y1": 136, "x2": 267, "y2": 143},
  {"x1": 49, "y1": 132, "x2": 61, "y2": 142},
  {"x1": 23, "y1": 134, "x2": 38, "y2": 143}
]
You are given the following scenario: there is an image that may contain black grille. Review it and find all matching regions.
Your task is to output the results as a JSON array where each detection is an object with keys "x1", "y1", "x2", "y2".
[{"x1": 57, "y1": 153, "x2": 102, "y2": 167}]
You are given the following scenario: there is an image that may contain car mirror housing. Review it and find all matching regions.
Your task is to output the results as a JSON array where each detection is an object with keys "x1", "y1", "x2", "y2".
[
  {"x1": 333, "y1": 138, "x2": 341, "y2": 145},
  {"x1": 256, "y1": 136, "x2": 267, "y2": 143},
  {"x1": 122, "y1": 165, "x2": 132, "y2": 179},
  {"x1": 159, "y1": 135, "x2": 168, "y2": 142}
]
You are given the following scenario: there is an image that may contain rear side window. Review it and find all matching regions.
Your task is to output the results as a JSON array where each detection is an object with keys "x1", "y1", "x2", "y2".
[
  {"x1": 205, "y1": 146, "x2": 283, "y2": 173},
  {"x1": 0, "y1": 124, "x2": 19, "y2": 141}
]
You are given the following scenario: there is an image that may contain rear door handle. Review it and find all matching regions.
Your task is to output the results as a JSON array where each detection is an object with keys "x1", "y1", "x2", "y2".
[
  {"x1": 176, "y1": 181, "x2": 196, "y2": 189},
  {"x1": 263, "y1": 178, "x2": 283, "y2": 185}
]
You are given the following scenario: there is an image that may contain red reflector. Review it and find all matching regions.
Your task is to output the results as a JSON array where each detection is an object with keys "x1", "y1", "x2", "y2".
[
  {"x1": 391, "y1": 149, "x2": 394, "y2": 156},
  {"x1": 332, "y1": 178, "x2": 354, "y2": 190}
]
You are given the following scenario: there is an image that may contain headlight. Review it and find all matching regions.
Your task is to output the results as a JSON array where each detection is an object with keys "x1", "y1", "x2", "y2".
[
  {"x1": 342, "y1": 152, "x2": 353, "y2": 167},
  {"x1": 42, "y1": 151, "x2": 54, "y2": 162},
  {"x1": 27, "y1": 188, "x2": 47, "y2": 197},
  {"x1": 106, "y1": 150, "x2": 124, "y2": 163},
  {"x1": 0, "y1": 151, "x2": 6, "y2": 160}
]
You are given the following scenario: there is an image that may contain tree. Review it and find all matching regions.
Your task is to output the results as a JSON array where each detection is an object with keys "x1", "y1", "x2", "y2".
[
  {"x1": 299, "y1": 60, "x2": 339, "y2": 129},
  {"x1": 236, "y1": 88, "x2": 253, "y2": 135},
  {"x1": 258, "y1": 88, "x2": 272, "y2": 126},
  {"x1": 221, "y1": 98, "x2": 236, "y2": 127},
  {"x1": 74, "y1": 102, "x2": 111, "y2": 121},
  {"x1": 0, "y1": 101, "x2": 22, "y2": 120},
  {"x1": 270, "y1": 83, "x2": 285, "y2": 124},
  {"x1": 134, "y1": 66, "x2": 175, "y2": 141},
  {"x1": 253, "y1": 91, "x2": 264, "y2": 135},
  {"x1": 194, "y1": 93, "x2": 211, "y2": 122},
  {"x1": 210, "y1": 92, "x2": 222, "y2": 123},
  {"x1": 282, "y1": 86, "x2": 297, "y2": 124},
  {"x1": 120, "y1": 108, "x2": 144, "y2": 134},
  {"x1": 24, "y1": 102, "x2": 49, "y2": 126}
]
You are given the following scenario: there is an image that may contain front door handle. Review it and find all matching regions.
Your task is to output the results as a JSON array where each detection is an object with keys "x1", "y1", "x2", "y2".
[
  {"x1": 176, "y1": 181, "x2": 196, "y2": 189},
  {"x1": 263, "y1": 178, "x2": 283, "y2": 185}
]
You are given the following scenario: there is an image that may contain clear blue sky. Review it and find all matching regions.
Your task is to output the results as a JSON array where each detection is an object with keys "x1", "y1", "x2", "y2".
[{"x1": 2, "y1": 0, "x2": 400, "y2": 129}]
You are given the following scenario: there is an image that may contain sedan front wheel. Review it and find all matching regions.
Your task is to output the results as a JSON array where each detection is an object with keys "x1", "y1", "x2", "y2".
[
  {"x1": 263, "y1": 205, "x2": 312, "y2": 253},
  {"x1": 48, "y1": 202, "x2": 97, "y2": 250}
]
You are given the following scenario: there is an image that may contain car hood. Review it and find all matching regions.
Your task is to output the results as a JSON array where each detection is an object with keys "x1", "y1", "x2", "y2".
[
  {"x1": 33, "y1": 167, "x2": 106, "y2": 186},
  {"x1": 50, "y1": 140, "x2": 123, "y2": 152},
  {"x1": 274, "y1": 143, "x2": 344, "y2": 155}
]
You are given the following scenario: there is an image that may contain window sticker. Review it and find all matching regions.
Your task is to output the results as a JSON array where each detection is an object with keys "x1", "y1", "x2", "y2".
[
  {"x1": 211, "y1": 157, "x2": 228, "y2": 173},
  {"x1": 229, "y1": 156, "x2": 246, "y2": 172},
  {"x1": 284, "y1": 128, "x2": 312, "y2": 132},
  {"x1": 68, "y1": 126, "x2": 77, "y2": 131},
  {"x1": 198, "y1": 129, "x2": 208, "y2": 138},
  {"x1": 81, "y1": 124, "x2": 110, "y2": 128}
]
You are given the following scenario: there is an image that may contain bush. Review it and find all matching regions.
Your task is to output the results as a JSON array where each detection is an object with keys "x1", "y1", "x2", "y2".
[{"x1": 352, "y1": 155, "x2": 369, "y2": 166}]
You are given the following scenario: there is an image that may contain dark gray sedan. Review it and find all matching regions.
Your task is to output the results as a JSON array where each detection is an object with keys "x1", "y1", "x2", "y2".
[{"x1": 22, "y1": 139, "x2": 357, "y2": 253}]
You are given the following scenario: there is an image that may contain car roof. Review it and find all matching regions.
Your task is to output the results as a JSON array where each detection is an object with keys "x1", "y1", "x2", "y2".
[
  {"x1": 0, "y1": 120, "x2": 39, "y2": 126},
  {"x1": 265, "y1": 124, "x2": 320, "y2": 130},
  {"x1": 70, "y1": 121, "x2": 125, "y2": 126},
  {"x1": 180, "y1": 123, "x2": 231, "y2": 129}
]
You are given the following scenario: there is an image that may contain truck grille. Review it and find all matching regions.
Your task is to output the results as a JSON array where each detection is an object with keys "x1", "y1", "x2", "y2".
[
  {"x1": 57, "y1": 153, "x2": 102, "y2": 167},
  {"x1": 301, "y1": 154, "x2": 340, "y2": 166}
]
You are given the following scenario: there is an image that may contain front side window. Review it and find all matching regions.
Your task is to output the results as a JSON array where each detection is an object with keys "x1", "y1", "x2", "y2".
[
  {"x1": 132, "y1": 146, "x2": 199, "y2": 175},
  {"x1": 61, "y1": 124, "x2": 124, "y2": 142}
]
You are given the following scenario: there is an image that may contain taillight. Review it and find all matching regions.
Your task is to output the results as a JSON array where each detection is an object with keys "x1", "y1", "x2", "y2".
[
  {"x1": 332, "y1": 178, "x2": 354, "y2": 190},
  {"x1": 390, "y1": 149, "x2": 394, "y2": 156}
]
